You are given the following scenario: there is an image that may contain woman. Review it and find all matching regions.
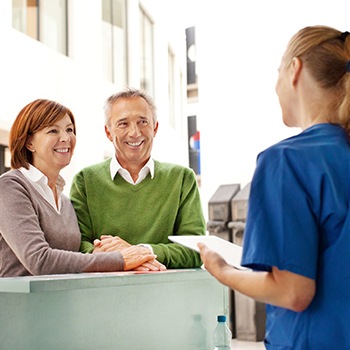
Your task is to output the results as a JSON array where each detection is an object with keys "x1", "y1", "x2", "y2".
[
  {"x1": 0, "y1": 99, "x2": 157, "y2": 277},
  {"x1": 198, "y1": 26, "x2": 350, "y2": 349}
]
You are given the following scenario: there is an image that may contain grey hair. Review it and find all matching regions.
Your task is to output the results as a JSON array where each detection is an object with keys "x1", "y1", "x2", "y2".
[{"x1": 103, "y1": 87, "x2": 157, "y2": 127}]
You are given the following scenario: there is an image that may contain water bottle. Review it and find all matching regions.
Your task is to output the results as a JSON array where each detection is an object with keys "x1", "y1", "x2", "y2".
[{"x1": 212, "y1": 315, "x2": 232, "y2": 350}]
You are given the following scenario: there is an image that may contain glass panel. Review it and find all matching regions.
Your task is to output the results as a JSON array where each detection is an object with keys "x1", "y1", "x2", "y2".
[
  {"x1": 0, "y1": 145, "x2": 11, "y2": 175},
  {"x1": 12, "y1": 0, "x2": 67, "y2": 55},
  {"x1": 102, "y1": 0, "x2": 112, "y2": 23},
  {"x1": 102, "y1": 0, "x2": 113, "y2": 79},
  {"x1": 39, "y1": 0, "x2": 67, "y2": 55},
  {"x1": 12, "y1": 0, "x2": 38, "y2": 39},
  {"x1": 5, "y1": 147, "x2": 11, "y2": 170},
  {"x1": 102, "y1": 0, "x2": 127, "y2": 84},
  {"x1": 140, "y1": 7, "x2": 154, "y2": 94},
  {"x1": 168, "y1": 48, "x2": 175, "y2": 128}
]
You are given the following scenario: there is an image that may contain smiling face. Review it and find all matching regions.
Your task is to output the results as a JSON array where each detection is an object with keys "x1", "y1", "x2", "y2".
[
  {"x1": 27, "y1": 114, "x2": 76, "y2": 177},
  {"x1": 105, "y1": 96, "x2": 158, "y2": 172}
]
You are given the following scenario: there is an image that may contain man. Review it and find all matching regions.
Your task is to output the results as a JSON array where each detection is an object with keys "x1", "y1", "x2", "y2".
[{"x1": 70, "y1": 88, "x2": 205, "y2": 269}]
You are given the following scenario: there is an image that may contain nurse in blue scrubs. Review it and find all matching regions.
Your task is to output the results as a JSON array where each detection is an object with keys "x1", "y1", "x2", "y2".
[{"x1": 198, "y1": 25, "x2": 350, "y2": 350}]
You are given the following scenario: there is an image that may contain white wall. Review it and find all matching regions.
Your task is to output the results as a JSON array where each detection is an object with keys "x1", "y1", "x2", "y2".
[
  {"x1": 141, "y1": 0, "x2": 190, "y2": 167},
  {"x1": 188, "y1": 0, "x2": 350, "y2": 217},
  {"x1": 0, "y1": 0, "x2": 188, "y2": 192}
]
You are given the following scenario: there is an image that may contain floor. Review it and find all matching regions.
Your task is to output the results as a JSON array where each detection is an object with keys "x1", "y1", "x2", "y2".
[{"x1": 232, "y1": 339, "x2": 265, "y2": 349}]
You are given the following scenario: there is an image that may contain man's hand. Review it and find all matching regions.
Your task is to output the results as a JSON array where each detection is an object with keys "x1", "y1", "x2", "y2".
[{"x1": 93, "y1": 235, "x2": 131, "y2": 253}]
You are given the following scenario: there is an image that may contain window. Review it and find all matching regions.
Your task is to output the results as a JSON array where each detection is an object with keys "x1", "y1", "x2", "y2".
[
  {"x1": 0, "y1": 145, "x2": 10, "y2": 175},
  {"x1": 12, "y1": 0, "x2": 68, "y2": 55},
  {"x1": 168, "y1": 48, "x2": 175, "y2": 128},
  {"x1": 139, "y1": 7, "x2": 154, "y2": 94},
  {"x1": 102, "y1": 0, "x2": 127, "y2": 84}
]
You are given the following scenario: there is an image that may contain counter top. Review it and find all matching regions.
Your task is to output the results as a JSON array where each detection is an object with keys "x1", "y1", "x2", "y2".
[{"x1": 0, "y1": 268, "x2": 207, "y2": 293}]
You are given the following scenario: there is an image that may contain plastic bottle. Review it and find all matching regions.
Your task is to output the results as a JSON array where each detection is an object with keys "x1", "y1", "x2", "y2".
[{"x1": 212, "y1": 315, "x2": 232, "y2": 350}]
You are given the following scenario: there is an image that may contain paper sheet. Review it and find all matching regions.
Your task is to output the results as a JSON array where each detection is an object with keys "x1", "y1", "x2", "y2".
[{"x1": 168, "y1": 235, "x2": 249, "y2": 270}]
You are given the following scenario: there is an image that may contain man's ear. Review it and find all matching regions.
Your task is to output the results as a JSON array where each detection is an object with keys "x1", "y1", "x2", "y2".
[
  {"x1": 105, "y1": 125, "x2": 113, "y2": 141},
  {"x1": 291, "y1": 57, "x2": 302, "y2": 86},
  {"x1": 153, "y1": 121, "x2": 159, "y2": 137}
]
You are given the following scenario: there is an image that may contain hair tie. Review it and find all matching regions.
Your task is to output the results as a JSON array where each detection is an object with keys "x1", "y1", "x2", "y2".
[
  {"x1": 347, "y1": 61, "x2": 350, "y2": 72},
  {"x1": 338, "y1": 31, "x2": 350, "y2": 42}
]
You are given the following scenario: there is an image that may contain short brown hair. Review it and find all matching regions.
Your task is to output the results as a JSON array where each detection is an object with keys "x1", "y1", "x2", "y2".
[{"x1": 9, "y1": 99, "x2": 76, "y2": 169}]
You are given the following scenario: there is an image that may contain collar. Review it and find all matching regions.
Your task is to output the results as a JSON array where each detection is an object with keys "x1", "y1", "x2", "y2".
[
  {"x1": 19, "y1": 164, "x2": 65, "y2": 192},
  {"x1": 109, "y1": 155, "x2": 154, "y2": 181}
]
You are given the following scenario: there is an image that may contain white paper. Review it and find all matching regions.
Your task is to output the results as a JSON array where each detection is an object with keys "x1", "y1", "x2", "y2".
[{"x1": 168, "y1": 235, "x2": 249, "y2": 270}]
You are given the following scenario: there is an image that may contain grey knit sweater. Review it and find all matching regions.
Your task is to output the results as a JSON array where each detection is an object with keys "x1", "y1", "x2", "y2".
[{"x1": 0, "y1": 170, "x2": 124, "y2": 277}]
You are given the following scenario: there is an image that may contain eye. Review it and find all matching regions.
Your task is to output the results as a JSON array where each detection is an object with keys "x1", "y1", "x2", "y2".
[
  {"x1": 66, "y1": 127, "x2": 75, "y2": 133},
  {"x1": 117, "y1": 122, "x2": 127, "y2": 128},
  {"x1": 48, "y1": 128, "x2": 58, "y2": 134}
]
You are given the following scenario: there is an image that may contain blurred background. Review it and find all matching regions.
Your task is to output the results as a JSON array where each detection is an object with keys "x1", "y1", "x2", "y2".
[{"x1": 1, "y1": 0, "x2": 349, "y2": 217}]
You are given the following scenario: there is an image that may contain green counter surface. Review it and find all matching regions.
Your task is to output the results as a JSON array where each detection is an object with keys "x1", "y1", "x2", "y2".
[{"x1": 0, "y1": 268, "x2": 229, "y2": 350}]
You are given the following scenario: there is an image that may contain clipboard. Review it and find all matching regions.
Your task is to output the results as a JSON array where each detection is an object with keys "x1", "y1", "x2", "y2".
[{"x1": 168, "y1": 235, "x2": 249, "y2": 270}]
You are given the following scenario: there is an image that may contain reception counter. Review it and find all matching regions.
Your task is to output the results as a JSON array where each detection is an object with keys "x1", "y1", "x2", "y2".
[{"x1": 0, "y1": 268, "x2": 229, "y2": 350}]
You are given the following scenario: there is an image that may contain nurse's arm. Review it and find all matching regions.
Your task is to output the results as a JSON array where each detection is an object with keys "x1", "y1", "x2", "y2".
[{"x1": 198, "y1": 243, "x2": 316, "y2": 312}]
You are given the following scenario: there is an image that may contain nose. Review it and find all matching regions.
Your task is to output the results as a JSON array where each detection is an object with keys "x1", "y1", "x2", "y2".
[
  {"x1": 59, "y1": 130, "x2": 70, "y2": 142},
  {"x1": 128, "y1": 123, "x2": 141, "y2": 137}
]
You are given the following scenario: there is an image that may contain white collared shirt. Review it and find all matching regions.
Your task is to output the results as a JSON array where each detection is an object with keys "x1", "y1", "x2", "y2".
[
  {"x1": 19, "y1": 165, "x2": 65, "y2": 212},
  {"x1": 109, "y1": 155, "x2": 154, "y2": 185}
]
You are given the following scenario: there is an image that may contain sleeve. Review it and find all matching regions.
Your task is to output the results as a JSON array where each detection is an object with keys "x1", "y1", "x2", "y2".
[
  {"x1": 70, "y1": 170, "x2": 95, "y2": 253},
  {"x1": 241, "y1": 147, "x2": 319, "y2": 279},
  {"x1": 152, "y1": 169, "x2": 206, "y2": 268},
  {"x1": 0, "y1": 175, "x2": 124, "y2": 275}
]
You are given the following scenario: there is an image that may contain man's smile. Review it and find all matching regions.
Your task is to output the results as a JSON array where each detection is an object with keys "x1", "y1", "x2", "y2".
[{"x1": 126, "y1": 141, "x2": 143, "y2": 147}]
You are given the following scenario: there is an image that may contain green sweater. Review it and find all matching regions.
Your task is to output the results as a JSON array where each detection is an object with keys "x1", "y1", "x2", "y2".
[{"x1": 70, "y1": 159, "x2": 205, "y2": 268}]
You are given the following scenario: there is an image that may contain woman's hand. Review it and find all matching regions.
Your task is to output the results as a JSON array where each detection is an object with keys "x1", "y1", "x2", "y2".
[
  {"x1": 133, "y1": 259, "x2": 167, "y2": 271},
  {"x1": 93, "y1": 235, "x2": 166, "y2": 271},
  {"x1": 198, "y1": 242, "x2": 229, "y2": 276},
  {"x1": 120, "y1": 245, "x2": 158, "y2": 271}
]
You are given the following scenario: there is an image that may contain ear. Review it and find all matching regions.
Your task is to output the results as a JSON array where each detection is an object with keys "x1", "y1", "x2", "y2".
[
  {"x1": 26, "y1": 137, "x2": 34, "y2": 152},
  {"x1": 153, "y1": 121, "x2": 159, "y2": 137},
  {"x1": 104, "y1": 125, "x2": 113, "y2": 141},
  {"x1": 290, "y1": 57, "x2": 302, "y2": 86}
]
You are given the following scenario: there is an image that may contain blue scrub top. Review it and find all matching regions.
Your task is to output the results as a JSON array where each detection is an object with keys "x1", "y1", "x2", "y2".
[{"x1": 241, "y1": 123, "x2": 350, "y2": 349}]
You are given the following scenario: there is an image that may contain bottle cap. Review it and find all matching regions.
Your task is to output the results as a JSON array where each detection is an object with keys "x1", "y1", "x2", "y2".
[{"x1": 217, "y1": 315, "x2": 226, "y2": 322}]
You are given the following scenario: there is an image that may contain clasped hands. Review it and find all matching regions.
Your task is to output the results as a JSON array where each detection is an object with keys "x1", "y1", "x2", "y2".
[{"x1": 93, "y1": 235, "x2": 166, "y2": 272}]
